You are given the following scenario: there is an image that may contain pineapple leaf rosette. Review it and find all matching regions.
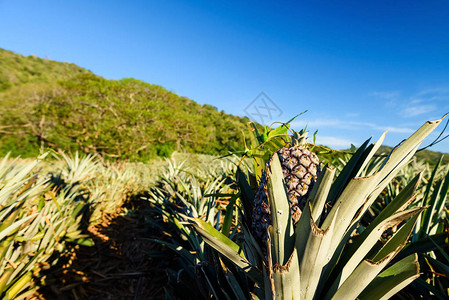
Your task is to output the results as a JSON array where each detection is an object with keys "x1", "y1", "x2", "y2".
[{"x1": 189, "y1": 113, "x2": 448, "y2": 299}]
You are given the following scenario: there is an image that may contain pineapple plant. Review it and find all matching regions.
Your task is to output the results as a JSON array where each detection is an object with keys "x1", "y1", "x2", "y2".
[
  {"x1": 252, "y1": 130, "x2": 321, "y2": 252},
  {"x1": 189, "y1": 113, "x2": 448, "y2": 299},
  {"x1": 0, "y1": 153, "x2": 94, "y2": 299}
]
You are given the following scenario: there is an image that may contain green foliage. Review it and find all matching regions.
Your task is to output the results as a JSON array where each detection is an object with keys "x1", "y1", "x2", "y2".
[
  {"x1": 155, "y1": 142, "x2": 175, "y2": 157},
  {"x1": 0, "y1": 49, "x2": 251, "y2": 161}
]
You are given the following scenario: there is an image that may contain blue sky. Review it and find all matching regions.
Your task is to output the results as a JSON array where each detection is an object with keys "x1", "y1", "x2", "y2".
[{"x1": 1, "y1": 0, "x2": 449, "y2": 152}]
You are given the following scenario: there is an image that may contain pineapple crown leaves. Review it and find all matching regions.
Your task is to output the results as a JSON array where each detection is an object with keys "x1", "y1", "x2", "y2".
[
  {"x1": 288, "y1": 127, "x2": 318, "y2": 150},
  {"x1": 240, "y1": 112, "x2": 311, "y2": 161},
  {"x1": 244, "y1": 112, "x2": 343, "y2": 163},
  {"x1": 291, "y1": 128, "x2": 310, "y2": 145},
  {"x1": 258, "y1": 111, "x2": 309, "y2": 145}
]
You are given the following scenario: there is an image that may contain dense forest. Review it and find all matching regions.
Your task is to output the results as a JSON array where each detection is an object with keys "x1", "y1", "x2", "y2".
[{"x1": 0, "y1": 48, "x2": 250, "y2": 161}]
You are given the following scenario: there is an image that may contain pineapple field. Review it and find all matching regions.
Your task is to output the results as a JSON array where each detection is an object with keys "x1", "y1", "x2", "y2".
[{"x1": 1, "y1": 115, "x2": 449, "y2": 300}]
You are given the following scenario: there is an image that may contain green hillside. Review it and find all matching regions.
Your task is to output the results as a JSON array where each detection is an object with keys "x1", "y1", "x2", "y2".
[
  {"x1": 0, "y1": 49, "x2": 250, "y2": 160},
  {"x1": 0, "y1": 49, "x2": 90, "y2": 91},
  {"x1": 1, "y1": 48, "x2": 446, "y2": 163}
]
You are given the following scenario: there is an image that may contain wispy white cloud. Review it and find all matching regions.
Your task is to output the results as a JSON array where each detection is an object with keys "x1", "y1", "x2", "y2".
[
  {"x1": 371, "y1": 86, "x2": 449, "y2": 119},
  {"x1": 377, "y1": 126, "x2": 414, "y2": 134},
  {"x1": 369, "y1": 90, "x2": 401, "y2": 109},
  {"x1": 417, "y1": 87, "x2": 449, "y2": 96},
  {"x1": 291, "y1": 119, "x2": 343, "y2": 128},
  {"x1": 288, "y1": 85, "x2": 448, "y2": 149},
  {"x1": 369, "y1": 91, "x2": 400, "y2": 100},
  {"x1": 401, "y1": 104, "x2": 437, "y2": 118},
  {"x1": 316, "y1": 136, "x2": 356, "y2": 148},
  {"x1": 291, "y1": 119, "x2": 414, "y2": 134},
  {"x1": 415, "y1": 89, "x2": 449, "y2": 102},
  {"x1": 410, "y1": 98, "x2": 423, "y2": 104}
]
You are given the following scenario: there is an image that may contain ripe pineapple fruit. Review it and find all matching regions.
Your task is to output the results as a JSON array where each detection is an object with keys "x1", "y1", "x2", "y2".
[{"x1": 252, "y1": 131, "x2": 320, "y2": 247}]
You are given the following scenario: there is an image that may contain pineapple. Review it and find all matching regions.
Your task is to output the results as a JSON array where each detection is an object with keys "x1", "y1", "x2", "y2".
[{"x1": 252, "y1": 131, "x2": 320, "y2": 249}]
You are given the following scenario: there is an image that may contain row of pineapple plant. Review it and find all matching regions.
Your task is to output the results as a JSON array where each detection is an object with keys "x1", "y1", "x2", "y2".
[
  {"x1": 179, "y1": 114, "x2": 449, "y2": 299},
  {"x1": 395, "y1": 156, "x2": 449, "y2": 298},
  {"x1": 0, "y1": 153, "x2": 93, "y2": 299},
  {"x1": 0, "y1": 151, "x2": 161, "y2": 299},
  {"x1": 144, "y1": 157, "x2": 241, "y2": 298}
]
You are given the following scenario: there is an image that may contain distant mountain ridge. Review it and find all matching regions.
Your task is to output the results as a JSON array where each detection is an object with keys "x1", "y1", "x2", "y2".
[{"x1": 0, "y1": 48, "x2": 250, "y2": 160}]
